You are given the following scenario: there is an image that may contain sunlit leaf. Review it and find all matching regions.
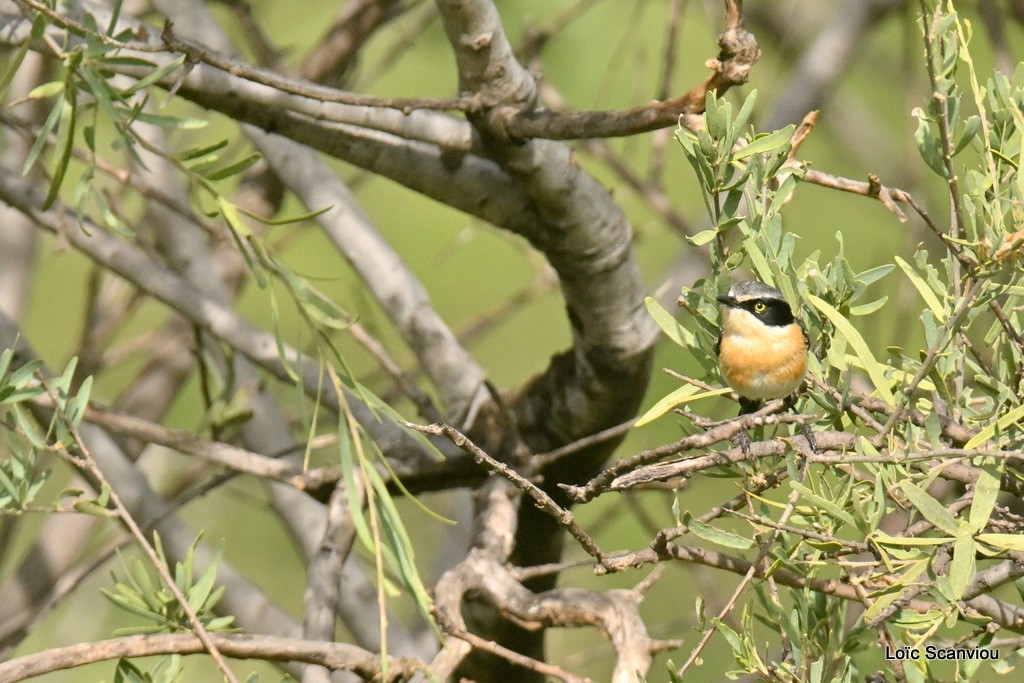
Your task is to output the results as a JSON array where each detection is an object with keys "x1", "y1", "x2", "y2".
[
  {"x1": 808, "y1": 295, "x2": 894, "y2": 405},
  {"x1": 25, "y1": 81, "x2": 65, "y2": 100},
  {"x1": 644, "y1": 296, "x2": 694, "y2": 347},
  {"x1": 964, "y1": 403, "x2": 1024, "y2": 449},
  {"x1": 895, "y1": 256, "x2": 945, "y2": 322},
  {"x1": 634, "y1": 385, "x2": 729, "y2": 427},
  {"x1": 733, "y1": 125, "x2": 794, "y2": 159},
  {"x1": 976, "y1": 533, "x2": 1024, "y2": 552}
]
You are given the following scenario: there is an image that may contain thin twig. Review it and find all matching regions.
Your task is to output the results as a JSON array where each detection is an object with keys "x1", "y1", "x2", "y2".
[
  {"x1": 404, "y1": 421, "x2": 610, "y2": 565},
  {"x1": 443, "y1": 627, "x2": 592, "y2": 683},
  {"x1": 37, "y1": 372, "x2": 241, "y2": 683},
  {"x1": 677, "y1": 454, "x2": 810, "y2": 675}
]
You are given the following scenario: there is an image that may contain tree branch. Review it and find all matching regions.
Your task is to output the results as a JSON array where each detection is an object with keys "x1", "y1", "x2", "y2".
[{"x1": 0, "y1": 633, "x2": 422, "y2": 683}]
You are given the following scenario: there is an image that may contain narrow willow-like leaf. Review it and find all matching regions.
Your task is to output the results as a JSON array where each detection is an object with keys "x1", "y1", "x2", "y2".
[
  {"x1": 686, "y1": 516, "x2": 754, "y2": 550},
  {"x1": 123, "y1": 54, "x2": 188, "y2": 95},
  {"x1": 948, "y1": 529, "x2": 977, "y2": 601},
  {"x1": 808, "y1": 294, "x2": 894, "y2": 405},
  {"x1": 204, "y1": 152, "x2": 264, "y2": 181},
  {"x1": 849, "y1": 296, "x2": 888, "y2": 316},
  {"x1": 180, "y1": 138, "x2": 230, "y2": 162},
  {"x1": 634, "y1": 385, "x2": 729, "y2": 427},
  {"x1": 899, "y1": 481, "x2": 959, "y2": 536},
  {"x1": 235, "y1": 202, "x2": 334, "y2": 226},
  {"x1": 964, "y1": 402, "x2": 1024, "y2": 449},
  {"x1": 22, "y1": 92, "x2": 64, "y2": 176},
  {"x1": 41, "y1": 93, "x2": 77, "y2": 210},
  {"x1": 969, "y1": 466, "x2": 1002, "y2": 533},
  {"x1": 895, "y1": 256, "x2": 945, "y2": 322},
  {"x1": 644, "y1": 296, "x2": 694, "y2": 347},
  {"x1": 861, "y1": 559, "x2": 929, "y2": 623},
  {"x1": 733, "y1": 125, "x2": 795, "y2": 159},
  {"x1": 790, "y1": 481, "x2": 860, "y2": 531},
  {"x1": 976, "y1": 533, "x2": 1024, "y2": 552},
  {"x1": 127, "y1": 110, "x2": 208, "y2": 129},
  {"x1": 0, "y1": 15, "x2": 46, "y2": 99}
]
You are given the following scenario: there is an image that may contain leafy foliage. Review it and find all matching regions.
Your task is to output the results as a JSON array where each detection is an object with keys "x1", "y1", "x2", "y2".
[
  {"x1": 102, "y1": 533, "x2": 236, "y2": 635},
  {"x1": 3, "y1": 0, "x2": 442, "y2": 664},
  {"x1": 642, "y1": 2, "x2": 1024, "y2": 680}
]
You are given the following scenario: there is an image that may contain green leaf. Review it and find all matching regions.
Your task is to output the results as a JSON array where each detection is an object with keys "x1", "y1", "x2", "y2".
[
  {"x1": 740, "y1": 233, "x2": 774, "y2": 285},
  {"x1": 41, "y1": 90, "x2": 78, "y2": 210},
  {"x1": 687, "y1": 229, "x2": 718, "y2": 246},
  {"x1": 279, "y1": 266, "x2": 351, "y2": 330},
  {"x1": 976, "y1": 533, "x2": 1024, "y2": 552},
  {"x1": 948, "y1": 528, "x2": 976, "y2": 600},
  {"x1": 731, "y1": 90, "x2": 758, "y2": 138},
  {"x1": 65, "y1": 375, "x2": 93, "y2": 429},
  {"x1": 899, "y1": 481, "x2": 959, "y2": 535},
  {"x1": 126, "y1": 110, "x2": 208, "y2": 129},
  {"x1": 895, "y1": 256, "x2": 945, "y2": 322},
  {"x1": 187, "y1": 540, "x2": 223, "y2": 611},
  {"x1": 113, "y1": 658, "x2": 148, "y2": 683},
  {"x1": 861, "y1": 559, "x2": 929, "y2": 623},
  {"x1": 634, "y1": 385, "x2": 730, "y2": 427},
  {"x1": 711, "y1": 617, "x2": 745, "y2": 654},
  {"x1": 25, "y1": 93, "x2": 65, "y2": 186},
  {"x1": 913, "y1": 109, "x2": 949, "y2": 177},
  {"x1": 790, "y1": 482, "x2": 860, "y2": 531},
  {"x1": 644, "y1": 296, "x2": 694, "y2": 347},
  {"x1": 14, "y1": 405, "x2": 47, "y2": 449},
  {"x1": 179, "y1": 139, "x2": 230, "y2": 162},
  {"x1": 969, "y1": 467, "x2": 1001, "y2": 533},
  {"x1": 266, "y1": 289, "x2": 298, "y2": 382},
  {"x1": 204, "y1": 152, "x2": 264, "y2": 182},
  {"x1": 0, "y1": 466, "x2": 20, "y2": 503},
  {"x1": 953, "y1": 115, "x2": 981, "y2": 155},
  {"x1": 338, "y1": 419, "x2": 372, "y2": 552},
  {"x1": 0, "y1": 17, "x2": 45, "y2": 98},
  {"x1": 685, "y1": 516, "x2": 754, "y2": 550},
  {"x1": 218, "y1": 197, "x2": 253, "y2": 238},
  {"x1": 855, "y1": 264, "x2": 896, "y2": 286},
  {"x1": 808, "y1": 294, "x2": 894, "y2": 406},
  {"x1": 848, "y1": 296, "x2": 887, "y2": 316},
  {"x1": 0, "y1": 347, "x2": 12, "y2": 384},
  {"x1": 733, "y1": 125, "x2": 795, "y2": 159},
  {"x1": 123, "y1": 54, "x2": 188, "y2": 95},
  {"x1": 235, "y1": 202, "x2": 333, "y2": 227},
  {"x1": 7, "y1": 358, "x2": 43, "y2": 389},
  {"x1": 964, "y1": 402, "x2": 1024, "y2": 449},
  {"x1": 25, "y1": 81, "x2": 65, "y2": 100}
]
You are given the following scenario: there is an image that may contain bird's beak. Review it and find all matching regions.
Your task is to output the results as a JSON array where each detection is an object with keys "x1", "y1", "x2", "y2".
[{"x1": 716, "y1": 295, "x2": 737, "y2": 307}]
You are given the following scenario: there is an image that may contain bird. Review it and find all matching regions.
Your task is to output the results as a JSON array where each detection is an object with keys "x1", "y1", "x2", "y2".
[{"x1": 716, "y1": 280, "x2": 809, "y2": 417}]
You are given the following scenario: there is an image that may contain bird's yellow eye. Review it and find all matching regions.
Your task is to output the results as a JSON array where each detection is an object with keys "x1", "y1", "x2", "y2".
[{"x1": 753, "y1": 301, "x2": 767, "y2": 313}]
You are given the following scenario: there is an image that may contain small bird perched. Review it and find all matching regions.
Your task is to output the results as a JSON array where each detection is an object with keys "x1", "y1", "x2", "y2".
[{"x1": 716, "y1": 280, "x2": 809, "y2": 416}]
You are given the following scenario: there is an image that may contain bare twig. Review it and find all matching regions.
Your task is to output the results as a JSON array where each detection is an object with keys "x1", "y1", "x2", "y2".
[
  {"x1": 405, "y1": 422, "x2": 610, "y2": 564},
  {"x1": 441, "y1": 627, "x2": 591, "y2": 683},
  {"x1": 563, "y1": 406, "x2": 814, "y2": 502},
  {"x1": 492, "y1": 0, "x2": 760, "y2": 140}
]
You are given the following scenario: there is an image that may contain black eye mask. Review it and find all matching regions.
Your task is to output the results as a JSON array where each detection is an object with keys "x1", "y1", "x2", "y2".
[{"x1": 741, "y1": 299, "x2": 796, "y2": 327}]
